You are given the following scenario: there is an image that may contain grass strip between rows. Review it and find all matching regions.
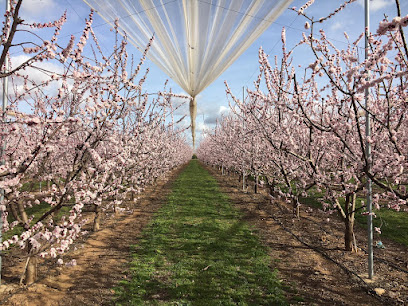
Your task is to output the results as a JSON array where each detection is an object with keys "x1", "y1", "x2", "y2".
[
  {"x1": 301, "y1": 192, "x2": 408, "y2": 246},
  {"x1": 114, "y1": 160, "x2": 287, "y2": 305}
]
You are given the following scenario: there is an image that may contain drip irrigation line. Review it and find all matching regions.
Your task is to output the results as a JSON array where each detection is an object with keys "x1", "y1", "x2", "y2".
[
  {"x1": 0, "y1": 256, "x2": 56, "y2": 305},
  {"x1": 0, "y1": 209, "x2": 124, "y2": 305},
  {"x1": 266, "y1": 213, "x2": 392, "y2": 305},
  {"x1": 0, "y1": 168, "x2": 181, "y2": 304},
  {"x1": 296, "y1": 214, "x2": 334, "y2": 236},
  {"x1": 359, "y1": 245, "x2": 408, "y2": 275},
  {"x1": 212, "y1": 167, "x2": 402, "y2": 304},
  {"x1": 297, "y1": 210, "x2": 408, "y2": 275}
]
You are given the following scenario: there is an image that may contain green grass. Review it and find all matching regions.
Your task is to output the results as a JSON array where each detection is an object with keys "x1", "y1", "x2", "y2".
[
  {"x1": 114, "y1": 160, "x2": 287, "y2": 305},
  {"x1": 3, "y1": 179, "x2": 72, "y2": 241},
  {"x1": 355, "y1": 206, "x2": 408, "y2": 246},
  {"x1": 300, "y1": 189, "x2": 408, "y2": 246},
  {"x1": 20, "y1": 180, "x2": 44, "y2": 192},
  {"x1": 4, "y1": 200, "x2": 72, "y2": 242}
]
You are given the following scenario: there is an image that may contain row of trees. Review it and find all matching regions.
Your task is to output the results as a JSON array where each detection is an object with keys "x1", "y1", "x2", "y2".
[
  {"x1": 0, "y1": 1, "x2": 192, "y2": 284},
  {"x1": 197, "y1": 0, "x2": 408, "y2": 252}
]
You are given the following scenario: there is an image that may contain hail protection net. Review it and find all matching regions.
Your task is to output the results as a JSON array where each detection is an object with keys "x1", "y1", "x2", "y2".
[{"x1": 83, "y1": 0, "x2": 292, "y2": 146}]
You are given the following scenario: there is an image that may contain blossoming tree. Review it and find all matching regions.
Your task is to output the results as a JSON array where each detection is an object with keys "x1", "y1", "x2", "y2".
[
  {"x1": 0, "y1": 2, "x2": 191, "y2": 284},
  {"x1": 198, "y1": 0, "x2": 408, "y2": 252}
]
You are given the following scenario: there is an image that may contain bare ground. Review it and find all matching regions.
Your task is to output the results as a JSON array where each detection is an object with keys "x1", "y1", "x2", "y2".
[
  {"x1": 0, "y1": 165, "x2": 186, "y2": 306},
  {"x1": 206, "y1": 164, "x2": 408, "y2": 305},
  {"x1": 1, "y1": 162, "x2": 407, "y2": 305}
]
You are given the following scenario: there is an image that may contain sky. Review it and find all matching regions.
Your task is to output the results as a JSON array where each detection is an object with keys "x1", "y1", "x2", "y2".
[{"x1": 2, "y1": 0, "x2": 408, "y2": 146}]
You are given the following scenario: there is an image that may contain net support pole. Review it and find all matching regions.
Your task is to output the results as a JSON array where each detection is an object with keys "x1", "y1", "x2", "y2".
[
  {"x1": 242, "y1": 86, "x2": 245, "y2": 192},
  {"x1": 0, "y1": 0, "x2": 10, "y2": 287},
  {"x1": 365, "y1": 0, "x2": 374, "y2": 280},
  {"x1": 189, "y1": 97, "x2": 197, "y2": 148}
]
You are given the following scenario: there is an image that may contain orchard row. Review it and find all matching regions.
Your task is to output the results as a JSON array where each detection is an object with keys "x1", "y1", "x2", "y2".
[
  {"x1": 0, "y1": 2, "x2": 191, "y2": 284},
  {"x1": 197, "y1": 0, "x2": 408, "y2": 252}
]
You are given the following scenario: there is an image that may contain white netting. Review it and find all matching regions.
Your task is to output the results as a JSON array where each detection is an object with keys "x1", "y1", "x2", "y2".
[{"x1": 83, "y1": 0, "x2": 292, "y2": 146}]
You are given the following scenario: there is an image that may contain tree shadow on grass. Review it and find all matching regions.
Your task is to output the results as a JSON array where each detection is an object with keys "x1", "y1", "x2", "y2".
[{"x1": 118, "y1": 206, "x2": 285, "y2": 305}]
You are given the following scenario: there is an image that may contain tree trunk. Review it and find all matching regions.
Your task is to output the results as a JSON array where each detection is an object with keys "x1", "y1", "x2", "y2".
[
  {"x1": 344, "y1": 193, "x2": 356, "y2": 251},
  {"x1": 24, "y1": 241, "x2": 37, "y2": 285},
  {"x1": 93, "y1": 205, "x2": 100, "y2": 231},
  {"x1": 25, "y1": 256, "x2": 37, "y2": 285},
  {"x1": 9, "y1": 203, "x2": 20, "y2": 222},
  {"x1": 18, "y1": 201, "x2": 29, "y2": 225},
  {"x1": 344, "y1": 216, "x2": 354, "y2": 251},
  {"x1": 254, "y1": 175, "x2": 258, "y2": 194},
  {"x1": 292, "y1": 197, "x2": 300, "y2": 219}
]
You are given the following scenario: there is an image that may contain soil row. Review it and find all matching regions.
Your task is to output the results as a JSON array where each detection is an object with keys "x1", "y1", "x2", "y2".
[
  {"x1": 2, "y1": 161, "x2": 407, "y2": 305},
  {"x1": 1, "y1": 165, "x2": 186, "y2": 306},
  {"x1": 206, "y1": 163, "x2": 408, "y2": 305}
]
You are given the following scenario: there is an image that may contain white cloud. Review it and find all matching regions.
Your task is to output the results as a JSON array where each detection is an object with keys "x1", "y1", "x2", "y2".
[
  {"x1": 7, "y1": 55, "x2": 65, "y2": 98},
  {"x1": 203, "y1": 105, "x2": 230, "y2": 125},
  {"x1": 196, "y1": 121, "x2": 207, "y2": 132},
  {"x1": 18, "y1": 0, "x2": 65, "y2": 24},
  {"x1": 219, "y1": 105, "x2": 229, "y2": 114},
  {"x1": 357, "y1": 0, "x2": 394, "y2": 12},
  {"x1": 21, "y1": 0, "x2": 57, "y2": 16},
  {"x1": 170, "y1": 94, "x2": 190, "y2": 116},
  {"x1": 330, "y1": 21, "x2": 343, "y2": 32},
  {"x1": 11, "y1": 55, "x2": 63, "y2": 82}
]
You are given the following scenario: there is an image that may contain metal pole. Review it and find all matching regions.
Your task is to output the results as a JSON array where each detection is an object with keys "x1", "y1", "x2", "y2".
[
  {"x1": 0, "y1": 0, "x2": 11, "y2": 287},
  {"x1": 242, "y1": 86, "x2": 245, "y2": 192},
  {"x1": 365, "y1": 0, "x2": 374, "y2": 279}
]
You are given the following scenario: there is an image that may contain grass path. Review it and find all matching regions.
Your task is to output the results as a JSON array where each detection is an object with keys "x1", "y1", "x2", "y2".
[{"x1": 115, "y1": 160, "x2": 286, "y2": 305}]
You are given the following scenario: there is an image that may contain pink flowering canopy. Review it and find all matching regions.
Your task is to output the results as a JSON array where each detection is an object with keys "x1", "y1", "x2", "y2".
[
  {"x1": 197, "y1": 0, "x2": 408, "y2": 250},
  {"x1": 0, "y1": 2, "x2": 192, "y2": 281}
]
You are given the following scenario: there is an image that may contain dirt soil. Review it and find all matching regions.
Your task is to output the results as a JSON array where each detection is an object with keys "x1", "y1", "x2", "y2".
[
  {"x1": 1, "y1": 162, "x2": 407, "y2": 305},
  {"x1": 206, "y1": 164, "x2": 408, "y2": 305},
  {"x1": 0, "y1": 165, "x2": 185, "y2": 306}
]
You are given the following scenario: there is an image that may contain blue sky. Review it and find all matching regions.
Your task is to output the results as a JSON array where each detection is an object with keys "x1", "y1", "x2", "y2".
[{"x1": 2, "y1": 0, "x2": 407, "y2": 146}]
